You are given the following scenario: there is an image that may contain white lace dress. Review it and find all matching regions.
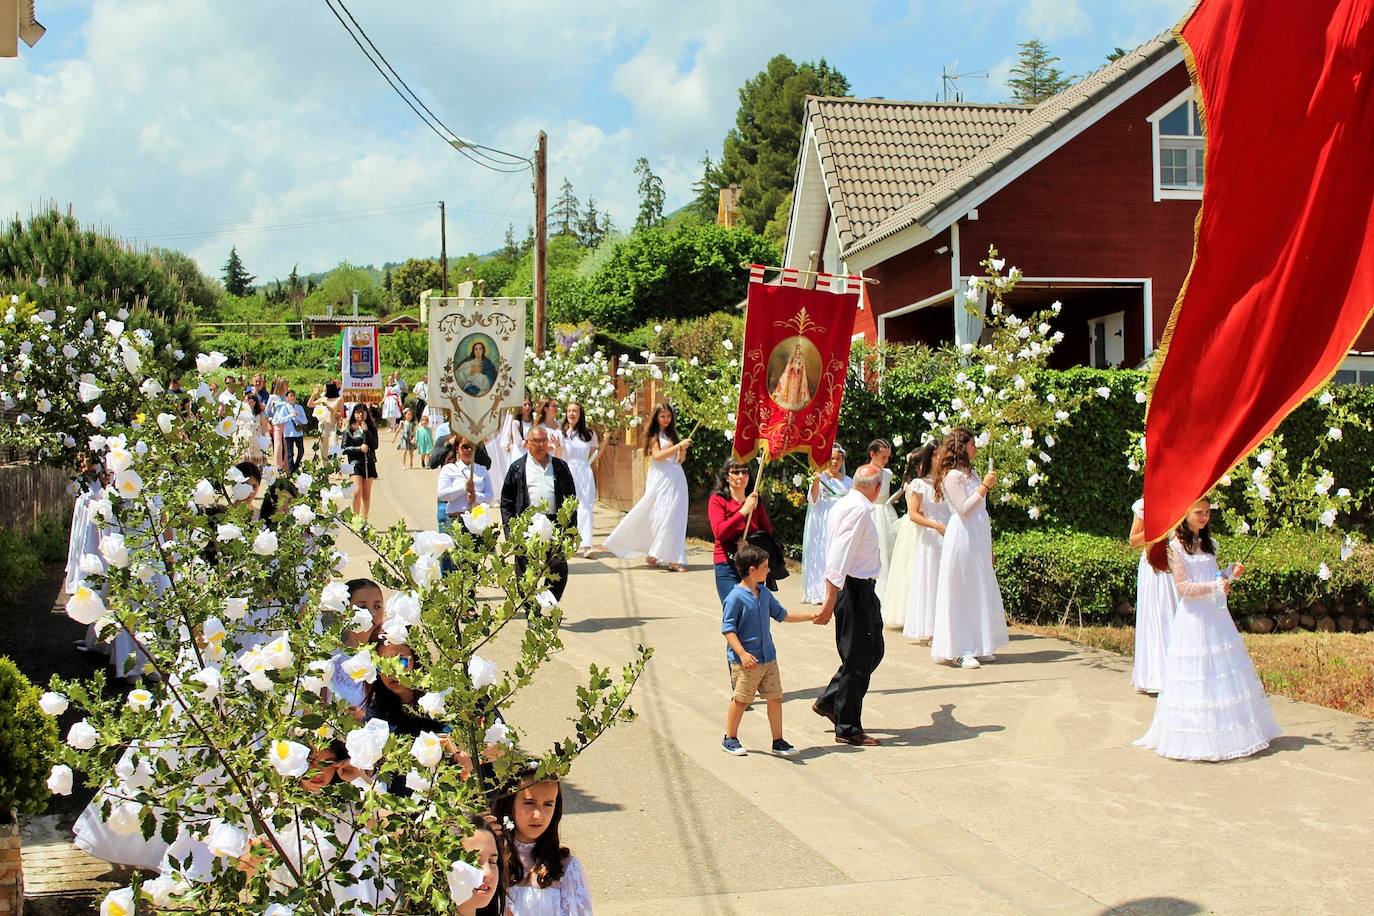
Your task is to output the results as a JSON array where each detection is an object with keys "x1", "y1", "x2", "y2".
[
  {"x1": 903, "y1": 477, "x2": 951, "y2": 641},
  {"x1": 1131, "y1": 499, "x2": 1178, "y2": 693},
  {"x1": 507, "y1": 844, "x2": 593, "y2": 916},
  {"x1": 874, "y1": 468, "x2": 901, "y2": 623},
  {"x1": 1135, "y1": 539, "x2": 1281, "y2": 761},
  {"x1": 802, "y1": 473, "x2": 852, "y2": 603},
  {"x1": 881, "y1": 481, "x2": 921, "y2": 627},
  {"x1": 604, "y1": 434, "x2": 688, "y2": 566},
  {"x1": 563, "y1": 431, "x2": 599, "y2": 550},
  {"x1": 930, "y1": 469, "x2": 1008, "y2": 661}
]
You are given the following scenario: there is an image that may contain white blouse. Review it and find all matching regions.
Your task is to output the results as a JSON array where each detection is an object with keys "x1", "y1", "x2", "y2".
[{"x1": 506, "y1": 844, "x2": 593, "y2": 916}]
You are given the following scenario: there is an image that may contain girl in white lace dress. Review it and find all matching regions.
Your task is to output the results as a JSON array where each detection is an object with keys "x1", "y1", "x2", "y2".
[
  {"x1": 802, "y1": 446, "x2": 851, "y2": 603},
  {"x1": 605, "y1": 404, "x2": 690, "y2": 571},
  {"x1": 496, "y1": 779, "x2": 593, "y2": 916},
  {"x1": 899, "y1": 445, "x2": 950, "y2": 642},
  {"x1": 929, "y1": 428, "x2": 1008, "y2": 668},
  {"x1": 1135, "y1": 497, "x2": 1281, "y2": 761},
  {"x1": 562, "y1": 402, "x2": 601, "y2": 557},
  {"x1": 1129, "y1": 498, "x2": 1177, "y2": 694}
]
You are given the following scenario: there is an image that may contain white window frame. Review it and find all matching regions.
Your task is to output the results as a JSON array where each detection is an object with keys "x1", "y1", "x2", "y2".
[{"x1": 1148, "y1": 88, "x2": 1205, "y2": 202}]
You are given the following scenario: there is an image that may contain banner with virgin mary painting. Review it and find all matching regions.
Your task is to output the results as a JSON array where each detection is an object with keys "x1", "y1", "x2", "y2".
[
  {"x1": 428, "y1": 297, "x2": 528, "y2": 443},
  {"x1": 732, "y1": 266, "x2": 862, "y2": 467}
]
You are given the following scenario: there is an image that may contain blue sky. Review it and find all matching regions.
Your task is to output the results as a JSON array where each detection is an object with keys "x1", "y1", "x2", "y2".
[{"x1": 0, "y1": 0, "x2": 1191, "y2": 280}]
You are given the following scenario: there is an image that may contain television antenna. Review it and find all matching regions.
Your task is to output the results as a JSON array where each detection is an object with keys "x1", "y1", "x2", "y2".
[{"x1": 941, "y1": 61, "x2": 988, "y2": 102}]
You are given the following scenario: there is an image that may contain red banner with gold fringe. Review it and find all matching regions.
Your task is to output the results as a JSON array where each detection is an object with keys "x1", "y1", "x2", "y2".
[
  {"x1": 1144, "y1": 0, "x2": 1374, "y2": 542},
  {"x1": 732, "y1": 267, "x2": 861, "y2": 467}
]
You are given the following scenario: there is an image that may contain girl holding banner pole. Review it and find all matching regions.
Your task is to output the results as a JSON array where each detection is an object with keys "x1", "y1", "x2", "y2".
[{"x1": 605, "y1": 403, "x2": 691, "y2": 571}]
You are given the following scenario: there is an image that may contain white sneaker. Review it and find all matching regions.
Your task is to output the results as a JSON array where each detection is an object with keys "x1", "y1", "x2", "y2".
[
  {"x1": 977, "y1": 655, "x2": 996, "y2": 663},
  {"x1": 960, "y1": 656, "x2": 981, "y2": 669}
]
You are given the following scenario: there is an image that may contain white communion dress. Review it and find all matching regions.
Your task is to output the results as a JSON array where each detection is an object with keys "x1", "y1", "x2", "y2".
[
  {"x1": 903, "y1": 477, "x2": 952, "y2": 642},
  {"x1": 563, "y1": 431, "x2": 599, "y2": 551},
  {"x1": 604, "y1": 434, "x2": 688, "y2": 567},
  {"x1": 506, "y1": 844, "x2": 593, "y2": 916},
  {"x1": 1131, "y1": 499, "x2": 1178, "y2": 693},
  {"x1": 1135, "y1": 538, "x2": 1282, "y2": 761},
  {"x1": 930, "y1": 469, "x2": 1009, "y2": 662},
  {"x1": 802, "y1": 472, "x2": 852, "y2": 603},
  {"x1": 874, "y1": 467, "x2": 901, "y2": 624},
  {"x1": 881, "y1": 481, "x2": 921, "y2": 627}
]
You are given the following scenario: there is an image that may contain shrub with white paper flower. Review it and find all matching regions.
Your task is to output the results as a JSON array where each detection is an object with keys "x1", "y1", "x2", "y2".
[{"x1": 524, "y1": 335, "x2": 651, "y2": 434}]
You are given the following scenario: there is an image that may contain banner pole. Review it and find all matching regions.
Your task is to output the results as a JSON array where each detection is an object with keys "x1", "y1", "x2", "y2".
[{"x1": 743, "y1": 451, "x2": 768, "y2": 537}]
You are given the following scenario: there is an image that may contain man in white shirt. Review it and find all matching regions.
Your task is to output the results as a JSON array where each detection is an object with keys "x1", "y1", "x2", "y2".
[
  {"x1": 812, "y1": 463, "x2": 885, "y2": 746},
  {"x1": 500, "y1": 426, "x2": 577, "y2": 600}
]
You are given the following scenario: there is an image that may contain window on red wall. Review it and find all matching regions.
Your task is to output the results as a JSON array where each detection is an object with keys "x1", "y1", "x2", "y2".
[{"x1": 1149, "y1": 91, "x2": 1205, "y2": 201}]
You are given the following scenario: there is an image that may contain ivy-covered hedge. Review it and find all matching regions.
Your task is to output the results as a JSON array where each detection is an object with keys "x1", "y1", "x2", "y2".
[
  {"x1": 198, "y1": 330, "x2": 428, "y2": 374},
  {"x1": 0, "y1": 515, "x2": 70, "y2": 600},
  {"x1": 992, "y1": 528, "x2": 1374, "y2": 629}
]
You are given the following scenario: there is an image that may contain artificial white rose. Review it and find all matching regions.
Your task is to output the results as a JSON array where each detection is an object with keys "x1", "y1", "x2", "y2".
[
  {"x1": 526, "y1": 513, "x2": 555, "y2": 542},
  {"x1": 251, "y1": 530, "x2": 279, "y2": 556},
  {"x1": 1320, "y1": 508, "x2": 1338, "y2": 527},
  {"x1": 223, "y1": 596, "x2": 249, "y2": 621},
  {"x1": 341, "y1": 649, "x2": 377, "y2": 684},
  {"x1": 404, "y1": 770, "x2": 432, "y2": 794},
  {"x1": 214, "y1": 417, "x2": 236, "y2": 438},
  {"x1": 291, "y1": 504, "x2": 316, "y2": 526},
  {"x1": 345, "y1": 718, "x2": 390, "y2": 769},
  {"x1": 269, "y1": 739, "x2": 311, "y2": 777},
  {"x1": 348, "y1": 605, "x2": 374, "y2": 634},
  {"x1": 191, "y1": 479, "x2": 216, "y2": 507},
  {"x1": 99, "y1": 533, "x2": 131, "y2": 568},
  {"x1": 99, "y1": 886, "x2": 135, "y2": 916},
  {"x1": 76, "y1": 554, "x2": 106, "y2": 578},
  {"x1": 47, "y1": 764, "x2": 74, "y2": 795},
  {"x1": 463, "y1": 503, "x2": 495, "y2": 534},
  {"x1": 447, "y1": 858, "x2": 484, "y2": 905},
  {"x1": 190, "y1": 667, "x2": 221, "y2": 701},
  {"x1": 484, "y1": 720, "x2": 512, "y2": 746},
  {"x1": 78, "y1": 380, "x2": 104, "y2": 403},
  {"x1": 1317, "y1": 562, "x2": 1332, "y2": 581},
  {"x1": 468, "y1": 654, "x2": 499, "y2": 689},
  {"x1": 320, "y1": 580, "x2": 352, "y2": 614},
  {"x1": 113, "y1": 470, "x2": 143, "y2": 500},
  {"x1": 107, "y1": 801, "x2": 142, "y2": 836},
  {"x1": 39, "y1": 691, "x2": 69, "y2": 716},
  {"x1": 1095, "y1": 386, "x2": 1111, "y2": 399},
  {"x1": 1328, "y1": 427, "x2": 1343, "y2": 441},
  {"x1": 127, "y1": 688, "x2": 154, "y2": 711},
  {"x1": 293, "y1": 472, "x2": 314, "y2": 491},
  {"x1": 1342, "y1": 536, "x2": 1357, "y2": 562},
  {"x1": 216, "y1": 524, "x2": 243, "y2": 543},
  {"x1": 410, "y1": 554, "x2": 440, "y2": 588},
  {"x1": 67, "y1": 719, "x2": 99, "y2": 750},
  {"x1": 206, "y1": 820, "x2": 250, "y2": 859},
  {"x1": 142, "y1": 876, "x2": 188, "y2": 907},
  {"x1": 85, "y1": 404, "x2": 107, "y2": 428},
  {"x1": 106, "y1": 447, "x2": 133, "y2": 474},
  {"x1": 417, "y1": 689, "x2": 448, "y2": 718},
  {"x1": 411, "y1": 731, "x2": 444, "y2": 768},
  {"x1": 412, "y1": 530, "x2": 455, "y2": 558},
  {"x1": 65, "y1": 584, "x2": 107, "y2": 624},
  {"x1": 140, "y1": 378, "x2": 164, "y2": 398},
  {"x1": 195, "y1": 351, "x2": 228, "y2": 373}
]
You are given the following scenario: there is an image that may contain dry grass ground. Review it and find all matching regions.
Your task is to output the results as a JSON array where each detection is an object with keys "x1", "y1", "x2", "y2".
[{"x1": 1019, "y1": 624, "x2": 1374, "y2": 719}]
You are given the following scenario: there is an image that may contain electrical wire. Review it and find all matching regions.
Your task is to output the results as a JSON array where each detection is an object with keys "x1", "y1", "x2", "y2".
[
  {"x1": 119, "y1": 201, "x2": 437, "y2": 232},
  {"x1": 323, "y1": 0, "x2": 530, "y2": 173}
]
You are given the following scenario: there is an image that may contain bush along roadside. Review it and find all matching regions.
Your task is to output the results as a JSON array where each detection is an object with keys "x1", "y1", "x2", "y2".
[
  {"x1": 0, "y1": 515, "x2": 69, "y2": 601},
  {"x1": 992, "y1": 529, "x2": 1374, "y2": 634}
]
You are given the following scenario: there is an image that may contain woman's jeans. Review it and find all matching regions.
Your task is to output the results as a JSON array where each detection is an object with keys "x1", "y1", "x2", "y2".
[{"x1": 714, "y1": 561, "x2": 740, "y2": 604}]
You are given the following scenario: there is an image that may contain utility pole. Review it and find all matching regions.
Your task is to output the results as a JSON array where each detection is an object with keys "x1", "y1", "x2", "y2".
[
  {"x1": 533, "y1": 130, "x2": 548, "y2": 354},
  {"x1": 439, "y1": 200, "x2": 449, "y2": 297}
]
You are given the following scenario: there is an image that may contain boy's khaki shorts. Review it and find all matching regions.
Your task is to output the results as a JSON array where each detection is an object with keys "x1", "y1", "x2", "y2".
[{"x1": 730, "y1": 660, "x2": 782, "y2": 703}]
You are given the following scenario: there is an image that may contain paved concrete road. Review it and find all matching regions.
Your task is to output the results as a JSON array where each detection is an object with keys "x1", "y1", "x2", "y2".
[{"x1": 348, "y1": 444, "x2": 1374, "y2": 915}]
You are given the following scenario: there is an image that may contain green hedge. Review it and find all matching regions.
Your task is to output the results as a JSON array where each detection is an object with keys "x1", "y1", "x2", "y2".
[
  {"x1": 0, "y1": 516, "x2": 69, "y2": 600},
  {"x1": 199, "y1": 330, "x2": 428, "y2": 375},
  {"x1": 992, "y1": 529, "x2": 1374, "y2": 626},
  {"x1": 0, "y1": 656, "x2": 60, "y2": 818}
]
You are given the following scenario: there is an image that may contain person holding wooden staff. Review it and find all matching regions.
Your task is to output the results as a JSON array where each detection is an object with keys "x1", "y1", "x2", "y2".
[{"x1": 708, "y1": 459, "x2": 775, "y2": 603}]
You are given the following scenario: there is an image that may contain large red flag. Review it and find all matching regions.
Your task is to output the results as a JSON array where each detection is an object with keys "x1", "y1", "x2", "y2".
[
  {"x1": 1144, "y1": 0, "x2": 1374, "y2": 542},
  {"x1": 732, "y1": 266, "x2": 861, "y2": 467}
]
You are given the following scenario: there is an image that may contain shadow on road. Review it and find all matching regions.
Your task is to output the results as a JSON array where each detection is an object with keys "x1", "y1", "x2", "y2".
[
  {"x1": 866, "y1": 703, "x2": 1006, "y2": 747},
  {"x1": 563, "y1": 615, "x2": 688, "y2": 633},
  {"x1": 1102, "y1": 897, "x2": 1205, "y2": 915}
]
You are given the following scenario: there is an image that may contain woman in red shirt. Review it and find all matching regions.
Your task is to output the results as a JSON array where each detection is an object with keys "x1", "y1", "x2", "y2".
[{"x1": 708, "y1": 460, "x2": 775, "y2": 603}]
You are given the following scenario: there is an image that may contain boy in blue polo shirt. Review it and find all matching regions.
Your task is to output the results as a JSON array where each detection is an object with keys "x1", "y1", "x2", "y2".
[{"x1": 721, "y1": 543, "x2": 816, "y2": 756}]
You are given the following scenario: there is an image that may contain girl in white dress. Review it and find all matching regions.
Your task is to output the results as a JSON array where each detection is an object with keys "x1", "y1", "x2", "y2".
[
  {"x1": 537, "y1": 398, "x2": 565, "y2": 459},
  {"x1": 562, "y1": 402, "x2": 601, "y2": 557},
  {"x1": 868, "y1": 439, "x2": 902, "y2": 622},
  {"x1": 604, "y1": 403, "x2": 690, "y2": 571},
  {"x1": 929, "y1": 427, "x2": 1008, "y2": 669},
  {"x1": 381, "y1": 374, "x2": 404, "y2": 428},
  {"x1": 900, "y1": 445, "x2": 950, "y2": 642},
  {"x1": 503, "y1": 399, "x2": 534, "y2": 466},
  {"x1": 1135, "y1": 497, "x2": 1281, "y2": 761},
  {"x1": 1129, "y1": 498, "x2": 1177, "y2": 694},
  {"x1": 802, "y1": 446, "x2": 851, "y2": 603},
  {"x1": 495, "y1": 779, "x2": 593, "y2": 916},
  {"x1": 882, "y1": 453, "x2": 923, "y2": 627}
]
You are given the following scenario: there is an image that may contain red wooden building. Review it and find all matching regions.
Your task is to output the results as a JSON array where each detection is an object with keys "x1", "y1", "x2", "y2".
[{"x1": 782, "y1": 32, "x2": 1374, "y2": 377}]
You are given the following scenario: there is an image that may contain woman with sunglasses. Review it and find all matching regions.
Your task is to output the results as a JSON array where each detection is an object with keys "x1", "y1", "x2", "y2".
[
  {"x1": 437, "y1": 436, "x2": 493, "y2": 548},
  {"x1": 708, "y1": 460, "x2": 775, "y2": 603}
]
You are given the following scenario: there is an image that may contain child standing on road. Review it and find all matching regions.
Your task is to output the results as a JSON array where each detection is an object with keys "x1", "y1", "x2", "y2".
[
  {"x1": 721, "y1": 543, "x2": 817, "y2": 757},
  {"x1": 398, "y1": 408, "x2": 417, "y2": 468},
  {"x1": 416, "y1": 414, "x2": 434, "y2": 467}
]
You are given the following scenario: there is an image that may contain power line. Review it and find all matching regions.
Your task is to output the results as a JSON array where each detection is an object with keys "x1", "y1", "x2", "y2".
[
  {"x1": 120, "y1": 201, "x2": 437, "y2": 232},
  {"x1": 323, "y1": 0, "x2": 529, "y2": 173}
]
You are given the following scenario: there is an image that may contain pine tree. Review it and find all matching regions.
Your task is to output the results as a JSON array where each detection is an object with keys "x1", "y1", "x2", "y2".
[
  {"x1": 502, "y1": 224, "x2": 520, "y2": 260},
  {"x1": 553, "y1": 178, "x2": 580, "y2": 237},
  {"x1": 578, "y1": 197, "x2": 606, "y2": 247},
  {"x1": 689, "y1": 152, "x2": 726, "y2": 223},
  {"x1": 382, "y1": 267, "x2": 393, "y2": 292},
  {"x1": 1007, "y1": 38, "x2": 1074, "y2": 104},
  {"x1": 221, "y1": 246, "x2": 255, "y2": 297},
  {"x1": 522, "y1": 224, "x2": 535, "y2": 255},
  {"x1": 634, "y1": 158, "x2": 665, "y2": 232}
]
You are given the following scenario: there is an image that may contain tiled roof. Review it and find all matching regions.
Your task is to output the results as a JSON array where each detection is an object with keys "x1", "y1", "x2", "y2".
[
  {"x1": 847, "y1": 30, "x2": 1181, "y2": 256},
  {"x1": 809, "y1": 97, "x2": 1032, "y2": 250}
]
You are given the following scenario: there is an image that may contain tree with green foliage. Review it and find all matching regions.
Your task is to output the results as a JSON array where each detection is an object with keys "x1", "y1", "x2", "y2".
[
  {"x1": 553, "y1": 177, "x2": 580, "y2": 237},
  {"x1": 582, "y1": 223, "x2": 778, "y2": 331},
  {"x1": 688, "y1": 152, "x2": 727, "y2": 223},
  {"x1": 763, "y1": 191, "x2": 793, "y2": 248},
  {"x1": 633, "y1": 157, "x2": 665, "y2": 231},
  {"x1": 719, "y1": 55, "x2": 850, "y2": 233},
  {"x1": 578, "y1": 197, "x2": 607, "y2": 248},
  {"x1": 150, "y1": 247, "x2": 223, "y2": 318},
  {"x1": 390, "y1": 257, "x2": 444, "y2": 310},
  {"x1": 1007, "y1": 38, "x2": 1074, "y2": 104},
  {"x1": 382, "y1": 265, "x2": 393, "y2": 293},
  {"x1": 502, "y1": 224, "x2": 521, "y2": 261},
  {"x1": 221, "y1": 245, "x2": 255, "y2": 296},
  {"x1": 302, "y1": 262, "x2": 385, "y2": 316}
]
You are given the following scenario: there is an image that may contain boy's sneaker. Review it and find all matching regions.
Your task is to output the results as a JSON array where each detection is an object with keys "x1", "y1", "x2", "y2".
[
  {"x1": 721, "y1": 736, "x2": 747, "y2": 756},
  {"x1": 960, "y1": 655, "x2": 982, "y2": 669},
  {"x1": 771, "y1": 738, "x2": 799, "y2": 757}
]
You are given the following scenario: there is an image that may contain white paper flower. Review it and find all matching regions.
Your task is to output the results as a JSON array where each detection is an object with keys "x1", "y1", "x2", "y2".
[
  {"x1": 216, "y1": 523, "x2": 243, "y2": 543},
  {"x1": 722, "y1": 339, "x2": 733, "y2": 351},
  {"x1": 484, "y1": 720, "x2": 512, "y2": 746},
  {"x1": 107, "y1": 801, "x2": 142, "y2": 836},
  {"x1": 65, "y1": 584, "x2": 107, "y2": 624},
  {"x1": 39, "y1": 691, "x2": 68, "y2": 716},
  {"x1": 207, "y1": 820, "x2": 250, "y2": 859},
  {"x1": 468, "y1": 655, "x2": 499, "y2": 688},
  {"x1": 127, "y1": 688, "x2": 154, "y2": 711},
  {"x1": 47, "y1": 764, "x2": 74, "y2": 795},
  {"x1": 1317, "y1": 562, "x2": 1332, "y2": 582},
  {"x1": 99, "y1": 886, "x2": 135, "y2": 916},
  {"x1": 213, "y1": 416, "x2": 235, "y2": 438},
  {"x1": 78, "y1": 380, "x2": 104, "y2": 403},
  {"x1": 319, "y1": 580, "x2": 351, "y2": 615},
  {"x1": 141, "y1": 876, "x2": 187, "y2": 907},
  {"x1": 141, "y1": 378, "x2": 164, "y2": 398},
  {"x1": 418, "y1": 689, "x2": 448, "y2": 718},
  {"x1": 345, "y1": 718, "x2": 390, "y2": 769},
  {"x1": 195, "y1": 351, "x2": 228, "y2": 373},
  {"x1": 1234, "y1": 518, "x2": 1251, "y2": 535},
  {"x1": 1327, "y1": 427, "x2": 1343, "y2": 441},
  {"x1": 1319, "y1": 390, "x2": 1335, "y2": 406},
  {"x1": 67, "y1": 719, "x2": 99, "y2": 750},
  {"x1": 346, "y1": 606, "x2": 374, "y2": 635},
  {"x1": 1319, "y1": 508, "x2": 1338, "y2": 527},
  {"x1": 404, "y1": 770, "x2": 432, "y2": 794},
  {"x1": 410, "y1": 554, "x2": 440, "y2": 588},
  {"x1": 411, "y1": 731, "x2": 444, "y2": 768},
  {"x1": 291, "y1": 504, "x2": 316, "y2": 526},
  {"x1": 1094, "y1": 386, "x2": 1111, "y2": 399},
  {"x1": 105, "y1": 447, "x2": 133, "y2": 474},
  {"x1": 412, "y1": 531, "x2": 455, "y2": 558},
  {"x1": 85, "y1": 404, "x2": 107, "y2": 428},
  {"x1": 190, "y1": 667, "x2": 221, "y2": 701},
  {"x1": 1054, "y1": 410, "x2": 1070, "y2": 421},
  {"x1": 192, "y1": 479, "x2": 216, "y2": 507},
  {"x1": 463, "y1": 503, "x2": 495, "y2": 535},
  {"x1": 251, "y1": 530, "x2": 279, "y2": 556},
  {"x1": 447, "y1": 859, "x2": 484, "y2": 905},
  {"x1": 1342, "y1": 536, "x2": 1357, "y2": 562},
  {"x1": 269, "y1": 739, "x2": 311, "y2": 777},
  {"x1": 98, "y1": 533, "x2": 131, "y2": 569},
  {"x1": 341, "y1": 649, "x2": 377, "y2": 684},
  {"x1": 113, "y1": 470, "x2": 143, "y2": 500},
  {"x1": 1257, "y1": 449, "x2": 1274, "y2": 468},
  {"x1": 223, "y1": 596, "x2": 249, "y2": 621}
]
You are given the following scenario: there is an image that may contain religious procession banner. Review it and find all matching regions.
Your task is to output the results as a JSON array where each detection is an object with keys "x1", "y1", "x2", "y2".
[
  {"x1": 1143, "y1": 0, "x2": 1374, "y2": 542},
  {"x1": 340, "y1": 325, "x2": 382, "y2": 394},
  {"x1": 732, "y1": 265, "x2": 862, "y2": 468},
  {"x1": 428, "y1": 296, "x2": 527, "y2": 443}
]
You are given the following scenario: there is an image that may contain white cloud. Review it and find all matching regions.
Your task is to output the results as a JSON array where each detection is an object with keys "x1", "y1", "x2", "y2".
[{"x1": 1019, "y1": 0, "x2": 1089, "y2": 40}]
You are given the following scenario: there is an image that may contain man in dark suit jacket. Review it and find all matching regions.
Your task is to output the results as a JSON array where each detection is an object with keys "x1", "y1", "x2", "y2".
[{"x1": 500, "y1": 425, "x2": 577, "y2": 601}]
